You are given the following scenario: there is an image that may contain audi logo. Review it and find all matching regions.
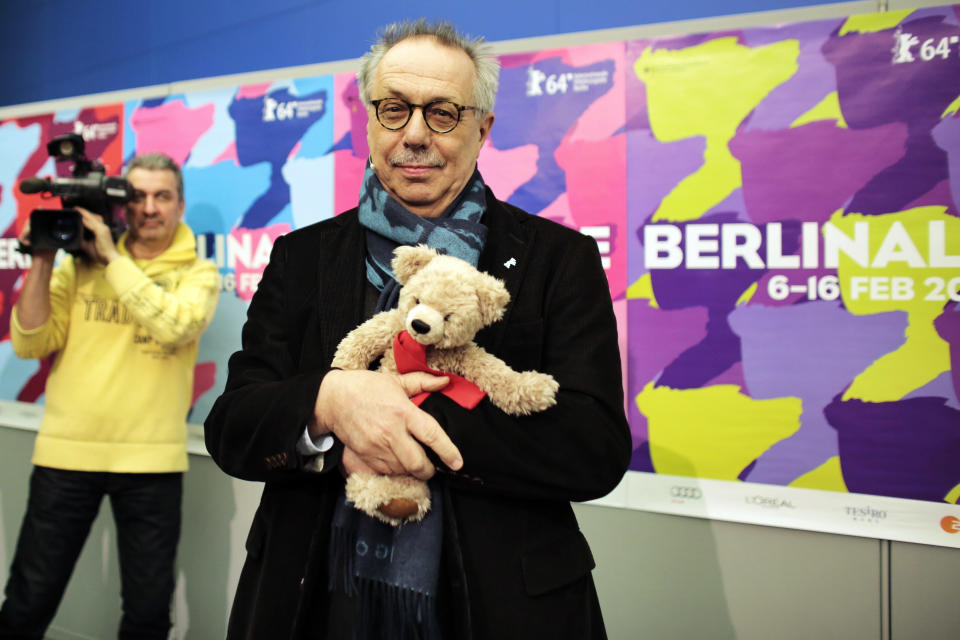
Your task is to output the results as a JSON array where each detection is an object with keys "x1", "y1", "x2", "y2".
[{"x1": 670, "y1": 486, "x2": 702, "y2": 500}]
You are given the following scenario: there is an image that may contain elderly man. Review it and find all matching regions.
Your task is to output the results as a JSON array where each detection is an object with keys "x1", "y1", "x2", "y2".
[
  {"x1": 2, "y1": 152, "x2": 220, "y2": 639},
  {"x1": 205, "y1": 19, "x2": 630, "y2": 640}
]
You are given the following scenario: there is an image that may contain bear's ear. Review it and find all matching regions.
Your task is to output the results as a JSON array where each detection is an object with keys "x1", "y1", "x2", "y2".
[
  {"x1": 475, "y1": 272, "x2": 510, "y2": 326},
  {"x1": 393, "y1": 245, "x2": 438, "y2": 284}
]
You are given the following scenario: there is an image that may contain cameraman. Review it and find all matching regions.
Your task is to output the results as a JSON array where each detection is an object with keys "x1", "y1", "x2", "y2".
[{"x1": 0, "y1": 153, "x2": 220, "y2": 639}]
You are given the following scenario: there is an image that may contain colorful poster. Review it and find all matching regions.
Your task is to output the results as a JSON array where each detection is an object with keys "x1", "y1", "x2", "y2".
[
  {"x1": 123, "y1": 77, "x2": 335, "y2": 421},
  {"x1": 616, "y1": 5, "x2": 960, "y2": 547},
  {"x1": 484, "y1": 42, "x2": 628, "y2": 375},
  {"x1": 1, "y1": 7, "x2": 958, "y2": 547},
  {"x1": 0, "y1": 105, "x2": 124, "y2": 402}
]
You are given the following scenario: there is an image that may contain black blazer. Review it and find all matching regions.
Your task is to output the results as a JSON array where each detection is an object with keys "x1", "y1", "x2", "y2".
[{"x1": 205, "y1": 189, "x2": 631, "y2": 639}]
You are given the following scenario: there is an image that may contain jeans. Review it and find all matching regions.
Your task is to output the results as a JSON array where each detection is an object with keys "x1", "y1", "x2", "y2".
[{"x1": 0, "y1": 466, "x2": 182, "y2": 640}]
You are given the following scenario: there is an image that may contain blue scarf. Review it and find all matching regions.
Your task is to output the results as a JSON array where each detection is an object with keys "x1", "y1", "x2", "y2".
[
  {"x1": 329, "y1": 162, "x2": 488, "y2": 640},
  {"x1": 358, "y1": 162, "x2": 488, "y2": 310}
]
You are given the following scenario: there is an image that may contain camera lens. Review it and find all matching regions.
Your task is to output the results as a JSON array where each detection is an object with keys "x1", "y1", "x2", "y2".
[{"x1": 53, "y1": 215, "x2": 78, "y2": 244}]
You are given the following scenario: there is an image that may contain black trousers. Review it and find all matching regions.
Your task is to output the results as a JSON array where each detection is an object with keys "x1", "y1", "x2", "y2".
[{"x1": 0, "y1": 466, "x2": 182, "y2": 640}]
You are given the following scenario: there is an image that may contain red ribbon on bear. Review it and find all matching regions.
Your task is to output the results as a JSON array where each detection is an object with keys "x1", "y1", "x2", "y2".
[{"x1": 393, "y1": 330, "x2": 487, "y2": 409}]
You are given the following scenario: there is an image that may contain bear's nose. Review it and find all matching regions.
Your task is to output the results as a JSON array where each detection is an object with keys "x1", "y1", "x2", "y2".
[{"x1": 411, "y1": 319, "x2": 431, "y2": 335}]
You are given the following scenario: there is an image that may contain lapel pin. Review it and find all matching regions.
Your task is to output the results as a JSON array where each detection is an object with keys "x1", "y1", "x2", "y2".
[{"x1": 504, "y1": 257, "x2": 517, "y2": 269}]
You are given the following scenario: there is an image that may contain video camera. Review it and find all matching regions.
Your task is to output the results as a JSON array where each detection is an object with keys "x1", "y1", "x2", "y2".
[{"x1": 18, "y1": 133, "x2": 131, "y2": 255}]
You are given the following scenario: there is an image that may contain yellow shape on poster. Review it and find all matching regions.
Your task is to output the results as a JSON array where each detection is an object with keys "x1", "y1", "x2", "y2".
[
  {"x1": 635, "y1": 37, "x2": 799, "y2": 222},
  {"x1": 627, "y1": 272, "x2": 658, "y2": 306},
  {"x1": 839, "y1": 11, "x2": 913, "y2": 35},
  {"x1": 636, "y1": 382, "x2": 801, "y2": 480},
  {"x1": 828, "y1": 208, "x2": 958, "y2": 401},
  {"x1": 943, "y1": 95, "x2": 960, "y2": 118},
  {"x1": 791, "y1": 91, "x2": 848, "y2": 128},
  {"x1": 789, "y1": 456, "x2": 849, "y2": 493},
  {"x1": 736, "y1": 281, "x2": 757, "y2": 306},
  {"x1": 945, "y1": 483, "x2": 960, "y2": 505}
]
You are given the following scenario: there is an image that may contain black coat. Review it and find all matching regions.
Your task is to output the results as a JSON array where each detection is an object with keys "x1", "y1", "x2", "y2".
[{"x1": 204, "y1": 189, "x2": 631, "y2": 639}]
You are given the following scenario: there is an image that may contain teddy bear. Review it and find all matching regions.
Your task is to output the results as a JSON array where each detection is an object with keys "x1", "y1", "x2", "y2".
[{"x1": 331, "y1": 244, "x2": 559, "y2": 525}]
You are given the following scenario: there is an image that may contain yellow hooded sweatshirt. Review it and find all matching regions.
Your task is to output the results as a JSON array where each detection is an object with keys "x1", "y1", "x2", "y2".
[{"x1": 11, "y1": 223, "x2": 220, "y2": 473}]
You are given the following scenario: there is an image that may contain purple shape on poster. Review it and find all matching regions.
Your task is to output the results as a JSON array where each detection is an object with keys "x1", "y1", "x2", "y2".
[
  {"x1": 626, "y1": 129, "x2": 706, "y2": 280},
  {"x1": 656, "y1": 307, "x2": 742, "y2": 389},
  {"x1": 624, "y1": 42, "x2": 650, "y2": 132},
  {"x1": 731, "y1": 120, "x2": 908, "y2": 224},
  {"x1": 935, "y1": 303, "x2": 960, "y2": 405},
  {"x1": 630, "y1": 441, "x2": 655, "y2": 473},
  {"x1": 492, "y1": 57, "x2": 614, "y2": 215},
  {"x1": 643, "y1": 211, "x2": 800, "y2": 389},
  {"x1": 654, "y1": 31, "x2": 746, "y2": 52},
  {"x1": 905, "y1": 371, "x2": 960, "y2": 412},
  {"x1": 825, "y1": 395, "x2": 960, "y2": 502},
  {"x1": 627, "y1": 299, "x2": 708, "y2": 446},
  {"x1": 228, "y1": 87, "x2": 327, "y2": 227},
  {"x1": 741, "y1": 21, "x2": 837, "y2": 131},
  {"x1": 822, "y1": 16, "x2": 960, "y2": 215},
  {"x1": 729, "y1": 301, "x2": 908, "y2": 485},
  {"x1": 903, "y1": 178, "x2": 959, "y2": 216},
  {"x1": 932, "y1": 114, "x2": 960, "y2": 214},
  {"x1": 703, "y1": 188, "x2": 747, "y2": 222},
  {"x1": 704, "y1": 359, "x2": 747, "y2": 392}
]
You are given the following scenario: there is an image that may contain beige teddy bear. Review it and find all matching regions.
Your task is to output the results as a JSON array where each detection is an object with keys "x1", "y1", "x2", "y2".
[{"x1": 331, "y1": 244, "x2": 559, "y2": 525}]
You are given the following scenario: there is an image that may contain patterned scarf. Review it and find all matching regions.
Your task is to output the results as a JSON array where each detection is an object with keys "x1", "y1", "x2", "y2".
[
  {"x1": 329, "y1": 162, "x2": 488, "y2": 640},
  {"x1": 358, "y1": 162, "x2": 488, "y2": 309}
]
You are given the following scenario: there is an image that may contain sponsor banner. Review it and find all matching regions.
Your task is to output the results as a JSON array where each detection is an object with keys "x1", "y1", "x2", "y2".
[{"x1": 592, "y1": 471, "x2": 960, "y2": 548}]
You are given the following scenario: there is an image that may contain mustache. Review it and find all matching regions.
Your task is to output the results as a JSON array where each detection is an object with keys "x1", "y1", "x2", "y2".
[{"x1": 389, "y1": 150, "x2": 445, "y2": 168}]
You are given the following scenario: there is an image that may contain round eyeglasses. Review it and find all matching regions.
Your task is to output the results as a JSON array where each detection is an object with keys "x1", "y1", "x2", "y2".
[{"x1": 370, "y1": 98, "x2": 477, "y2": 134}]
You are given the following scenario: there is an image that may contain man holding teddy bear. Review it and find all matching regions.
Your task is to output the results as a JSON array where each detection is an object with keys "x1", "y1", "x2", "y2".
[{"x1": 205, "y1": 18, "x2": 631, "y2": 640}]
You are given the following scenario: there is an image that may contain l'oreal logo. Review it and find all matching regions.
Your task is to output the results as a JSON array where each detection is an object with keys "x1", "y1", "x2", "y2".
[{"x1": 745, "y1": 495, "x2": 796, "y2": 510}]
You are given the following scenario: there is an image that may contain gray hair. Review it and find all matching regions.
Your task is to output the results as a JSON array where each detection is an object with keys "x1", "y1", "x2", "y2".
[
  {"x1": 123, "y1": 152, "x2": 184, "y2": 202},
  {"x1": 357, "y1": 19, "x2": 500, "y2": 118}
]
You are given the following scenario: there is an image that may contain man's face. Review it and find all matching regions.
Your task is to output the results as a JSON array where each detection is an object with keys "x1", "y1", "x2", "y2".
[
  {"x1": 124, "y1": 168, "x2": 184, "y2": 249},
  {"x1": 366, "y1": 36, "x2": 495, "y2": 219}
]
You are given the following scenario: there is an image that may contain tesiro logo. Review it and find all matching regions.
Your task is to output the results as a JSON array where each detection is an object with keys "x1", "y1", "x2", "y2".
[
  {"x1": 940, "y1": 516, "x2": 960, "y2": 534},
  {"x1": 844, "y1": 506, "x2": 887, "y2": 523}
]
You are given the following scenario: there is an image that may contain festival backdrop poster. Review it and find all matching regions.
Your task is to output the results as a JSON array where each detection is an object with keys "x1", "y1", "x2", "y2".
[
  {"x1": 123, "y1": 76, "x2": 335, "y2": 421},
  {"x1": 483, "y1": 42, "x2": 629, "y2": 377},
  {"x1": 1, "y1": 6, "x2": 959, "y2": 547},
  {"x1": 619, "y1": 5, "x2": 960, "y2": 547}
]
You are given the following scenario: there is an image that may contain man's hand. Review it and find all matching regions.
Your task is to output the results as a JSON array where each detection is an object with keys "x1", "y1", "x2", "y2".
[
  {"x1": 78, "y1": 208, "x2": 120, "y2": 264},
  {"x1": 14, "y1": 219, "x2": 57, "y2": 330},
  {"x1": 313, "y1": 369, "x2": 462, "y2": 480},
  {"x1": 17, "y1": 218, "x2": 57, "y2": 262},
  {"x1": 341, "y1": 447, "x2": 377, "y2": 477}
]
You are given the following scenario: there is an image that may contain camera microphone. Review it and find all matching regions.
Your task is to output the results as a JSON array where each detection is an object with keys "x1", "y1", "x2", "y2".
[
  {"x1": 19, "y1": 175, "x2": 131, "y2": 201},
  {"x1": 19, "y1": 177, "x2": 51, "y2": 194}
]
